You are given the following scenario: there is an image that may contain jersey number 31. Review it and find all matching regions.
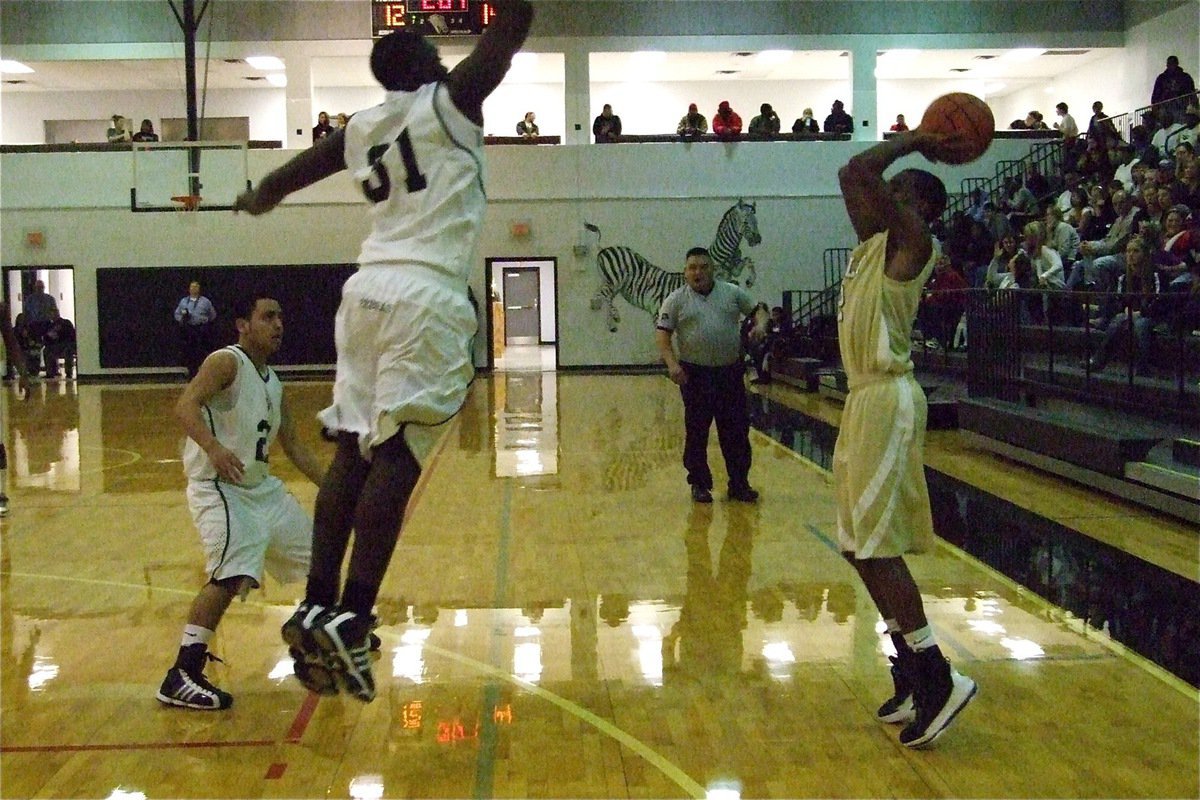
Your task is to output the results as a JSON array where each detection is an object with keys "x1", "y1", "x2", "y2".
[{"x1": 362, "y1": 129, "x2": 428, "y2": 202}]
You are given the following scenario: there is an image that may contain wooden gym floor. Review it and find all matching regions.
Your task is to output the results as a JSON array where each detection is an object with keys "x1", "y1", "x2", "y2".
[{"x1": 1, "y1": 374, "x2": 1196, "y2": 799}]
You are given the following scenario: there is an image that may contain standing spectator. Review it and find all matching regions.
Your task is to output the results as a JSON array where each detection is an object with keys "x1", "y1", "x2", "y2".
[
  {"x1": 233, "y1": 0, "x2": 534, "y2": 704},
  {"x1": 312, "y1": 111, "x2": 335, "y2": 142},
  {"x1": 834, "y1": 130, "x2": 976, "y2": 748},
  {"x1": 712, "y1": 101, "x2": 743, "y2": 138},
  {"x1": 106, "y1": 114, "x2": 130, "y2": 143},
  {"x1": 824, "y1": 99, "x2": 854, "y2": 134},
  {"x1": 41, "y1": 307, "x2": 76, "y2": 379},
  {"x1": 1086, "y1": 100, "x2": 1122, "y2": 148},
  {"x1": 677, "y1": 103, "x2": 708, "y2": 136},
  {"x1": 792, "y1": 107, "x2": 819, "y2": 134},
  {"x1": 174, "y1": 280, "x2": 218, "y2": 379},
  {"x1": 336, "y1": 112, "x2": 350, "y2": 129},
  {"x1": 655, "y1": 247, "x2": 765, "y2": 504},
  {"x1": 1054, "y1": 102, "x2": 1078, "y2": 140},
  {"x1": 1151, "y1": 56, "x2": 1197, "y2": 119},
  {"x1": 748, "y1": 103, "x2": 780, "y2": 136},
  {"x1": 131, "y1": 119, "x2": 159, "y2": 142},
  {"x1": 12, "y1": 313, "x2": 43, "y2": 378},
  {"x1": 592, "y1": 103, "x2": 622, "y2": 143},
  {"x1": 155, "y1": 292, "x2": 326, "y2": 710},
  {"x1": 890, "y1": 114, "x2": 909, "y2": 132},
  {"x1": 516, "y1": 111, "x2": 539, "y2": 137}
]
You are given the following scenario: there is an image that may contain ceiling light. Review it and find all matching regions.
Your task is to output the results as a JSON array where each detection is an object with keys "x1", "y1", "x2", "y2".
[
  {"x1": 1000, "y1": 48, "x2": 1046, "y2": 62},
  {"x1": 984, "y1": 81, "x2": 1007, "y2": 93},
  {"x1": 265, "y1": 73, "x2": 287, "y2": 87},
  {"x1": 880, "y1": 49, "x2": 919, "y2": 63},
  {"x1": 245, "y1": 56, "x2": 284, "y2": 71},
  {"x1": 631, "y1": 51, "x2": 667, "y2": 66},
  {"x1": 0, "y1": 60, "x2": 34, "y2": 74},
  {"x1": 755, "y1": 50, "x2": 792, "y2": 65}
]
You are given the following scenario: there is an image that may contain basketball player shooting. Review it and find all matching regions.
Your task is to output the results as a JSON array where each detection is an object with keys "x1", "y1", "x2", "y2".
[
  {"x1": 832, "y1": 126, "x2": 980, "y2": 747},
  {"x1": 233, "y1": 0, "x2": 534, "y2": 702}
]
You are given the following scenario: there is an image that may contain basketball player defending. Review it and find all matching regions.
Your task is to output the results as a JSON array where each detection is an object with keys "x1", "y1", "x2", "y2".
[
  {"x1": 834, "y1": 130, "x2": 978, "y2": 747},
  {"x1": 233, "y1": 0, "x2": 533, "y2": 702},
  {"x1": 157, "y1": 293, "x2": 325, "y2": 709},
  {"x1": 1, "y1": 300, "x2": 32, "y2": 517}
]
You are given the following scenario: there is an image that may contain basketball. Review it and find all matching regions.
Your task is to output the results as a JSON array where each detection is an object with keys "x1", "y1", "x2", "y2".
[{"x1": 918, "y1": 93, "x2": 995, "y2": 164}]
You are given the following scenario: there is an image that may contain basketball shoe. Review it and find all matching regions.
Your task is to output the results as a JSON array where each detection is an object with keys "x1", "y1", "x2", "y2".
[
  {"x1": 0, "y1": 493, "x2": 9, "y2": 517},
  {"x1": 281, "y1": 601, "x2": 340, "y2": 696},
  {"x1": 156, "y1": 646, "x2": 233, "y2": 710},
  {"x1": 312, "y1": 608, "x2": 376, "y2": 703},
  {"x1": 876, "y1": 653, "x2": 916, "y2": 723},
  {"x1": 899, "y1": 645, "x2": 977, "y2": 748}
]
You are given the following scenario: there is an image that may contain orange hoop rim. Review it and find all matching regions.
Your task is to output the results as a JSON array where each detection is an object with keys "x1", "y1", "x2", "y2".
[{"x1": 170, "y1": 194, "x2": 202, "y2": 211}]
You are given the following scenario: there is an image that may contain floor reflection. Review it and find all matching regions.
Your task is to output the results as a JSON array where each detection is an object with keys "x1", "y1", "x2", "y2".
[
  {"x1": 9, "y1": 380, "x2": 80, "y2": 491},
  {"x1": 491, "y1": 371, "x2": 558, "y2": 478}
]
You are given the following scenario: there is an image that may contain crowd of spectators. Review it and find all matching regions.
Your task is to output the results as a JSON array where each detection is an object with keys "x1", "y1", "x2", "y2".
[{"x1": 928, "y1": 70, "x2": 1199, "y2": 375}]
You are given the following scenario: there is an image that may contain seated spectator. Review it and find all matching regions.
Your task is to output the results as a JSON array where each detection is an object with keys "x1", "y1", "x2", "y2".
[
  {"x1": 1064, "y1": 186, "x2": 1090, "y2": 229},
  {"x1": 998, "y1": 175, "x2": 1038, "y2": 229},
  {"x1": 1069, "y1": 189, "x2": 1144, "y2": 290},
  {"x1": 1173, "y1": 142, "x2": 1196, "y2": 180},
  {"x1": 984, "y1": 233, "x2": 1022, "y2": 289},
  {"x1": 917, "y1": 253, "x2": 969, "y2": 349},
  {"x1": 1130, "y1": 124, "x2": 1161, "y2": 169},
  {"x1": 712, "y1": 101, "x2": 743, "y2": 138},
  {"x1": 516, "y1": 111, "x2": 539, "y2": 138},
  {"x1": 13, "y1": 313, "x2": 42, "y2": 377},
  {"x1": 1078, "y1": 184, "x2": 1116, "y2": 242},
  {"x1": 889, "y1": 114, "x2": 909, "y2": 132},
  {"x1": 1176, "y1": 158, "x2": 1200, "y2": 210},
  {"x1": 106, "y1": 114, "x2": 130, "y2": 143},
  {"x1": 1044, "y1": 205, "x2": 1081, "y2": 266},
  {"x1": 1024, "y1": 163, "x2": 1050, "y2": 199},
  {"x1": 312, "y1": 111, "x2": 334, "y2": 142},
  {"x1": 1077, "y1": 136, "x2": 1115, "y2": 184},
  {"x1": 791, "y1": 108, "x2": 819, "y2": 134},
  {"x1": 747, "y1": 103, "x2": 780, "y2": 136},
  {"x1": 823, "y1": 100, "x2": 853, "y2": 134},
  {"x1": 1054, "y1": 171, "x2": 1082, "y2": 214},
  {"x1": 131, "y1": 119, "x2": 159, "y2": 142},
  {"x1": 1022, "y1": 220, "x2": 1067, "y2": 323},
  {"x1": 1025, "y1": 110, "x2": 1050, "y2": 130},
  {"x1": 1083, "y1": 236, "x2": 1164, "y2": 373},
  {"x1": 1157, "y1": 206, "x2": 1194, "y2": 284},
  {"x1": 677, "y1": 103, "x2": 708, "y2": 136},
  {"x1": 1010, "y1": 118, "x2": 1029, "y2": 130},
  {"x1": 41, "y1": 307, "x2": 76, "y2": 380},
  {"x1": 742, "y1": 303, "x2": 775, "y2": 383},
  {"x1": 1151, "y1": 108, "x2": 1188, "y2": 154},
  {"x1": 592, "y1": 104, "x2": 622, "y2": 143}
]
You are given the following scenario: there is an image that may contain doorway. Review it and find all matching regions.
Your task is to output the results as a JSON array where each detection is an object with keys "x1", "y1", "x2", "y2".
[
  {"x1": 487, "y1": 258, "x2": 557, "y2": 372},
  {"x1": 3, "y1": 266, "x2": 76, "y2": 377}
]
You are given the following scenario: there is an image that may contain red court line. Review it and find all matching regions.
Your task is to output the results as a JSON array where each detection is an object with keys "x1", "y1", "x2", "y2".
[
  {"x1": 265, "y1": 762, "x2": 287, "y2": 780},
  {"x1": 1, "y1": 739, "x2": 275, "y2": 754},
  {"x1": 284, "y1": 691, "x2": 320, "y2": 743}
]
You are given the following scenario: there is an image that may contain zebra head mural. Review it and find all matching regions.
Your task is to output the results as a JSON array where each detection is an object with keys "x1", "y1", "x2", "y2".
[{"x1": 587, "y1": 199, "x2": 762, "y2": 333}]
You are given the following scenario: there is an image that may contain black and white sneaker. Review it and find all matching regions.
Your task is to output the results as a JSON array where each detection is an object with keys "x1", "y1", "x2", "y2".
[
  {"x1": 876, "y1": 654, "x2": 916, "y2": 724},
  {"x1": 281, "y1": 601, "x2": 340, "y2": 696},
  {"x1": 0, "y1": 493, "x2": 9, "y2": 518},
  {"x1": 899, "y1": 647, "x2": 977, "y2": 748},
  {"x1": 156, "y1": 660, "x2": 233, "y2": 710},
  {"x1": 312, "y1": 609, "x2": 376, "y2": 703}
]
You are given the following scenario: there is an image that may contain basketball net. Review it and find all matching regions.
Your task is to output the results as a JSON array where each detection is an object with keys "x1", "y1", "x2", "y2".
[{"x1": 171, "y1": 194, "x2": 203, "y2": 213}]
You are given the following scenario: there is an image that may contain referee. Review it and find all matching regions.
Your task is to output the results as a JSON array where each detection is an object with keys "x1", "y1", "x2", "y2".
[{"x1": 655, "y1": 246, "x2": 767, "y2": 503}]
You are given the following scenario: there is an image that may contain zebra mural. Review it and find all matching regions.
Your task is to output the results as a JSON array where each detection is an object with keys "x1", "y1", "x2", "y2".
[{"x1": 588, "y1": 199, "x2": 762, "y2": 332}]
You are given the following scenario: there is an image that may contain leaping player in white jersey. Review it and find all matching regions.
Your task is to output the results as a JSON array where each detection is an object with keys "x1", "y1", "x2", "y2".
[
  {"x1": 234, "y1": 0, "x2": 534, "y2": 702},
  {"x1": 0, "y1": 300, "x2": 32, "y2": 518},
  {"x1": 156, "y1": 291, "x2": 326, "y2": 710}
]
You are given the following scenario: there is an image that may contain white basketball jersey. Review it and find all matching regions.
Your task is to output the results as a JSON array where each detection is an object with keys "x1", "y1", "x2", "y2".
[
  {"x1": 183, "y1": 346, "x2": 283, "y2": 488},
  {"x1": 346, "y1": 82, "x2": 486, "y2": 280}
]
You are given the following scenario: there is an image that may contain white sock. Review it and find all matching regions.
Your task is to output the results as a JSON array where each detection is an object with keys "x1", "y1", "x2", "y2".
[
  {"x1": 884, "y1": 618, "x2": 901, "y2": 635},
  {"x1": 903, "y1": 625, "x2": 937, "y2": 652},
  {"x1": 181, "y1": 625, "x2": 214, "y2": 649}
]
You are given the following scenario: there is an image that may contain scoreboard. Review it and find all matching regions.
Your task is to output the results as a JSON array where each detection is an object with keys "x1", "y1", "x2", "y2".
[{"x1": 372, "y1": 1, "x2": 498, "y2": 36}]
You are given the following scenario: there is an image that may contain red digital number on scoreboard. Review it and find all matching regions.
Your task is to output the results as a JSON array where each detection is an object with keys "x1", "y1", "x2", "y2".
[{"x1": 419, "y1": 0, "x2": 469, "y2": 11}]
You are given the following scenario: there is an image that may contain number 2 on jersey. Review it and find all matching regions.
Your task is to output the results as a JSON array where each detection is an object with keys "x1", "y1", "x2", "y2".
[
  {"x1": 362, "y1": 129, "x2": 428, "y2": 202},
  {"x1": 255, "y1": 420, "x2": 271, "y2": 464}
]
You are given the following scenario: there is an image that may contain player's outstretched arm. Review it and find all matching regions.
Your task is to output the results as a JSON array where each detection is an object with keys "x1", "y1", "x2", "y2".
[
  {"x1": 447, "y1": 0, "x2": 534, "y2": 124},
  {"x1": 234, "y1": 129, "x2": 348, "y2": 216},
  {"x1": 277, "y1": 393, "x2": 326, "y2": 487}
]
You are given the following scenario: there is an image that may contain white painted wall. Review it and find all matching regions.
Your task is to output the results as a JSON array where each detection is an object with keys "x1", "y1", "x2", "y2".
[{"x1": 1, "y1": 138, "x2": 1037, "y2": 373}]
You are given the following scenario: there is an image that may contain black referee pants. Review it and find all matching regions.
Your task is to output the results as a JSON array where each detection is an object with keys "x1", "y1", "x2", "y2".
[{"x1": 679, "y1": 361, "x2": 752, "y2": 492}]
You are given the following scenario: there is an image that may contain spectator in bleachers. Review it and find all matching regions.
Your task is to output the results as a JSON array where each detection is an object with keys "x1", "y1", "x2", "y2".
[
  {"x1": 1077, "y1": 137, "x2": 1114, "y2": 184},
  {"x1": 917, "y1": 253, "x2": 969, "y2": 350},
  {"x1": 748, "y1": 103, "x2": 780, "y2": 136},
  {"x1": 712, "y1": 101, "x2": 743, "y2": 139},
  {"x1": 1151, "y1": 56, "x2": 1197, "y2": 120},
  {"x1": 1151, "y1": 108, "x2": 1188, "y2": 154},
  {"x1": 1024, "y1": 162, "x2": 1051, "y2": 199},
  {"x1": 312, "y1": 111, "x2": 334, "y2": 142},
  {"x1": 998, "y1": 175, "x2": 1039, "y2": 229},
  {"x1": 822, "y1": 100, "x2": 853, "y2": 134},
  {"x1": 1172, "y1": 142, "x2": 1195, "y2": 180},
  {"x1": 1078, "y1": 184, "x2": 1116, "y2": 242},
  {"x1": 131, "y1": 119, "x2": 159, "y2": 142},
  {"x1": 1024, "y1": 110, "x2": 1050, "y2": 130},
  {"x1": 984, "y1": 232, "x2": 1021, "y2": 288},
  {"x1": 1065, "y1": 186, "x2": 1090, "y2": 230},
  {"x1": 1086, "y1": 100, "x2": 1122, "y2": 148},
  {"x1": 592, "y1": 104, "x2": 622, "y2": 143},
  {"x1": 677, "y1": 103, "x2": 708, "y2": 137},
  {"x1": 1022, "y1": 220, "x2": 1067, "y2": 323},
  {"x1": 1054, "y1": 102, "x2": 1079, "y2": 140},
  {"x1": 1044, "y1": 205, "x2": 1081, "y2": 266},
  {"x1": 1070, "y1": 189, "x2": 1144, "y2": 290},
  {"x1": 1082, "y1": 235, "x2": 1163, "y2": 374},
  {"x1": 791, "y1": 107, "x2": 819, "y2": 134},
  {"x1": 1130, "y1": 124, "x2": 1161, "y2": 169},
  {"x1": 1175, "y1": 158, "x2": 1200, "y2": 211},
  {"x1": 106, "y1": 114, "x2": 131, "y2": 143},
  {"x1": 1054, "y1": 171, "x2": 1082, "y2": 214},
  {"x1": 889, "y1": 114, "x2": 909, "y2": 132},
  {"x1": 981, "y1": 200, "x2": 1014, "y2": 246},
  {"x1": 1111, "y1": 142, "x2": 1142, "y2": 191},
  {"x1": 1158, "y1": 206, "x2": 1194, "y2": 285},
  {"x1": 516, "y1": 111, "x2": 539, "y2": 138}
]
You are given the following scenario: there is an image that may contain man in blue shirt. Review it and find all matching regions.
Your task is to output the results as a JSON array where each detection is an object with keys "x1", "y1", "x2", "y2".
[{"x1": 174, "y1": 281, "x2": 217, "y2": 378}]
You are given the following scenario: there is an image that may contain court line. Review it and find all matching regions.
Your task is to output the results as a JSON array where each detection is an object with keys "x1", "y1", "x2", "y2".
[
  {"x1": 472, "y1": 481, "x2": 512, "y2": 800},
  {"x1": 1, "y1": 739, "x2": 275, "y2": 754}
]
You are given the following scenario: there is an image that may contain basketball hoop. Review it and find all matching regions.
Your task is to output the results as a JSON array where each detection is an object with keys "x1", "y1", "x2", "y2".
[{"x1": 170, "y1": 194, "x2": 203, "y2": 212}]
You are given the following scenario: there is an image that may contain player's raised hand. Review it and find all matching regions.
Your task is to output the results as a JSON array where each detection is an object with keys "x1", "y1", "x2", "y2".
[{"x1": 914, "y1": 129, "x2": 973, "y2": 165}]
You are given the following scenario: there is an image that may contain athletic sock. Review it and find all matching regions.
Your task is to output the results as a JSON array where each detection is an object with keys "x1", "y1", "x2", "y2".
[{"x1": 903, "y1": 625, "x2": 937, "y2": 652}]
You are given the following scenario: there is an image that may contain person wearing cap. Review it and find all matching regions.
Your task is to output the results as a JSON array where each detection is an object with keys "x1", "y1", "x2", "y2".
[
  {"x1": 748, "y1": 103, "x2": 780, "y2": 136},
  {"x1": 106, "y1": 114, "x2": 130, "y2": 143},
  {"x1": 712, "y1": 101, "x2": 743, "y2": 139},
  {"x1": 792, "y1": 107, "x2": 819, "y2": 134},
  {"x1": 824, "y1": 100, "x2": 853, "y2": 134},
  {"x1": 677, "y1": 103, "x2": 708, "y2": 137}
]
